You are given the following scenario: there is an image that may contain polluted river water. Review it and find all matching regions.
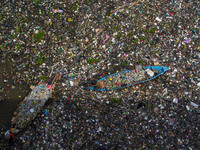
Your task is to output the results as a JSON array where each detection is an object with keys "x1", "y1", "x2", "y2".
[{"x1": 0, "y1": 59, "x2": 30, "y2": 129}]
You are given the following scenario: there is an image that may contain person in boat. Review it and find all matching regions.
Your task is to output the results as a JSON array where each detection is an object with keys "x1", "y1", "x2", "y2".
[
  {"x1": 4, "y1": 130, "x2": 14, "y2": 144},
  {"x1": 89, "y1": 78, "x2": 99, "y2": 89},
  {"x1": 89, "y1": 78, "x2": 97, "y2": 86},
  {"x1": 154, "y1": 70, "x2": 159, "y2": 76},
  {"x1": 88, "y1": 78, "x2": 103, "y2": 89}
]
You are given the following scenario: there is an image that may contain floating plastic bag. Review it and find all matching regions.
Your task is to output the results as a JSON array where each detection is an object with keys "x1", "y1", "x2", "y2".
[
  {"x1": 168, "y1": 118, "x2": 175, "y2": 126},
  {"x1": 52, "y1": 9, "x2": 63, "y2": 13},
  {"x1": 102, "y1": 34, "x2": 110, "y2": 44},
  {"x1": 69, "y1": 81, "x2": 74, "y2": 86},
  {"x1": 146, "y1": 69, "x2": 154, "y2": 77},
  {"x1": 184, "y1": 38, "x2": 192, "y2": 43},
  {"x1": 155, "y1": 17, "x2": 162, "y2": 22},
  {"x1": 190, "y1": 102, "x2": 199, "y2": 108}
]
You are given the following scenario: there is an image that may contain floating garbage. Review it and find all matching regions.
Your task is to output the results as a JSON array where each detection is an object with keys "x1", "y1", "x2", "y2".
[
  {"x1": 1, "y1": 0, "x2": 199, "y2": 149},
  {"x1": 155, "y1": 17, "x2": 162, "y2": 22},
  {"x1": 102, "y1": 34, "x2": 110, "y2": 44},
  {"x1": 190, "y1": 102, "x2": 199, "y2": 108},
  {"x1": 146, "y1": 69, "x2": 154, "y2": 77},
  {"x1": 69, "y1": 80, "x2": 74, "y2": 86},
  {"x1": 168, "y1": 118, "x2": 175, "y2": 126},
  {"x1": 52, "y1": 9, "x2": 63, "y2": 13},
  {"x1": 184, "y1": 38, "x2": 192, "y2": 44}
]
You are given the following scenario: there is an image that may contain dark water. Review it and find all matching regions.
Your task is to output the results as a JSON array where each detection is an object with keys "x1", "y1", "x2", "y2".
[{"x1": 0, "y1": 60, "x2": 30, "y2": 129}]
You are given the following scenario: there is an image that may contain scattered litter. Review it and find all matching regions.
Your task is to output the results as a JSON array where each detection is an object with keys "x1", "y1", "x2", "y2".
[
  {"x1": 184, "y1": 38, "x2": 192, "y2": 43},
  {"x1": 190, "y1": 102, "x2": 199, "y2": 108},
  {"x1": 102, "y1": 34, "x2": 110, "y2": 44},
  {"x1": 173, "y1": 98, "x2": 178, "y2": 103},
  {"x1": 155, "y1": 17, "x2": 162, "y2": 22},
  {"x1": 52, "y1": 9, "x2": 63, "y2": 13},
  {"x1": 146, "y1": 69, "x2": 154, "y2": 77}
]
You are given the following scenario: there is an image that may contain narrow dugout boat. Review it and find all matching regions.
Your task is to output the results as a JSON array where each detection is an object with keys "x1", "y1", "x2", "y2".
[
  {"x1": 88, "y1": 66, "x2": 170, "y2": 91},
  {"x1": 9, "y1": 75, "x2": 59, "y2": 134}
]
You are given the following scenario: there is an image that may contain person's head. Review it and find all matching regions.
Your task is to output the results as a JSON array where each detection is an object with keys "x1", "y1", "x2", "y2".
[{"x1": 4, "y1": 130, "x2": 11, "y2": 140}]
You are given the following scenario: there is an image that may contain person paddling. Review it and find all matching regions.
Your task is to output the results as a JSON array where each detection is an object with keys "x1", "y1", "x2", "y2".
[
  {"x1": 4, "y1": 130, "x2": 14, "y2": 144},
  {"x1": 88, "y1": 78, "x2": 101, "y2": 90}
]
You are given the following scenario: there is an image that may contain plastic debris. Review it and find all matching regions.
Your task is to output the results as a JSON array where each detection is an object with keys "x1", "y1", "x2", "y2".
[
  {"x1": 184, "y1": 38, "x2": 192, "y2": 43},
  {"x1": 155, "y1": 17, "x2": 162, "y2": 22},
  {"x1": 146, "y1": 69, "x2": 154, "y2": 77},
  {"x1": 190, "y1": 102, "x2": 199, "y2": 108},
  {"x1": 102, "y1": 34, "x2": 110, "y2": 44}
]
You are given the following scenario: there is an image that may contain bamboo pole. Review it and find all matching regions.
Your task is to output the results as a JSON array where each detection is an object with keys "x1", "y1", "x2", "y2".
[{"x1": 111, "y1": 0, "x2": 141, "y2": 13}]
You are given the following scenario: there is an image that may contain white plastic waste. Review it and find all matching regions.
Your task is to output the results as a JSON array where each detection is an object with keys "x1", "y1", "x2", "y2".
[
  {"x1": 97, "y1": 127, "x2": 102, "y2": 132},
  {"x1": 173, "y1": 98, "x2": 178, "y2": 103},
  {"x1": 186, "y1": 105, "x2": 190, "y2": 111},
  {"x1": 163, "y1": 88, "x2": 168, "y2": 95},
  {"x1": 70, "y1": 81, "x2": 74, "y2": 86},
  {"x1": 97, "y1": 95, "x2": 102, "y2": 99},
  {"x1": 146, "y1": 69, "x2": 154, "y2": 77},
  {"x1": 155, "y1": 17, "x2": 162, "y2": 22},
  {"x1": 30, "y1": 108, "x2": 34, "y2": 113},
  {"x1": 190, "y1": 102, "x2": 199, "y2": 108}
]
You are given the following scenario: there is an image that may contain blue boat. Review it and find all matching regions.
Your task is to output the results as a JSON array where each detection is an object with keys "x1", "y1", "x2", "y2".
[{"x1": 88, "y1": 66, "x2": 170, "y2": 91}]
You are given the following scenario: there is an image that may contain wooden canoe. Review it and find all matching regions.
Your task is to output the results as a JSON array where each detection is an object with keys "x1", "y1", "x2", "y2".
[{"x1": 88, "y1": 66, "x2": 170, "y2": 91}]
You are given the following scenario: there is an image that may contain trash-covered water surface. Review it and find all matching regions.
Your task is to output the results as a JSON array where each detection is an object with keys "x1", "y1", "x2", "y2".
[{"x1": 0, "y1": 0, "x2": 200, "y2": 149}]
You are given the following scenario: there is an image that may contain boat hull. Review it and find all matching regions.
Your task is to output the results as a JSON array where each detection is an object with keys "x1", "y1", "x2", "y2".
[
  {"x1": 10, "y1": 83, "x2": 53, "y2": 134},
  {"x1": 88, "y1": 66, "x2": 170, "y2": 91}
]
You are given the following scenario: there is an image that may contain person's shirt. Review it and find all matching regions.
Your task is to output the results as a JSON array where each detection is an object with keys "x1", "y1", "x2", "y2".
[{"x1": 91, "y1": 79, "x2": 97, "y2": 85}]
